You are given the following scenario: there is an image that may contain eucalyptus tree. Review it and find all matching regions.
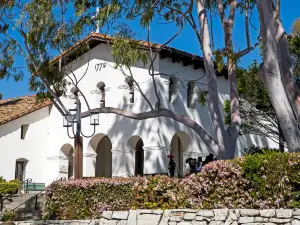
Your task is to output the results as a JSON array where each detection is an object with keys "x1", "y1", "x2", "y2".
[
  {"x1": 257, "y1": 0, "x2": 300, "y2": 152},
  {"x1": 0, "y1": 0, "x2": 286, "y2": 159},
  {"x1": 224, "y1": 61, "x2": 285, "y2": 152}
]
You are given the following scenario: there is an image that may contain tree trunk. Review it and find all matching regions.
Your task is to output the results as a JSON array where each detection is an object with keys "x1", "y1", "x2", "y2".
[
  {"x1": 276, "y1": 19, "x2": 300, "y2": 122},
  {"x1": 257, "y1": 0, "x2": 300, "y2": 152},
  {"x1": 196, "y1": 0, "x2": 231, "y2": 159},
  {"x1": 225, "y1": 26, "x2": 240, "y2": 158},
  {"x1": 226, "y1": 57, "x2": 239, "y2": 159},
  {"x1": 278, "y1": 124, "x2": 284, "y2": 152},
  {"x1": 215, "y1": 0, "x2": 240, "y2": 159}
]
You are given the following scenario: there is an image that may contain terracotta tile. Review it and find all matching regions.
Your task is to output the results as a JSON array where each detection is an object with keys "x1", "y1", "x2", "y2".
[{"x1": 0, "y1": 95, "x2": 51, "y2": 126}]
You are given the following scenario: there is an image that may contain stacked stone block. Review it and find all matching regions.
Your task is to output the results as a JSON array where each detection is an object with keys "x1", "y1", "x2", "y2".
[{"x1": 7, "y1": 209, "x2": 300, "y2": 225}]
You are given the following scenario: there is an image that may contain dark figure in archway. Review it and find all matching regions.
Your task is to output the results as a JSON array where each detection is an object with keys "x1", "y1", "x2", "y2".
[
  {"x1": 189, "y1": 158, "x2": 197, "y2": 173},
  {"x1": 167, "y1": 155, "x2": 176, "y2": 177},
  {"x1": 135, "y1": 139, "x2": 144, "y2": 176},
  {"x1": 196, "y1": 157, "x2": 203, "y2": 173},
  {"x1": 203, "y1": 153, "x2": 215, "y2": 166}
]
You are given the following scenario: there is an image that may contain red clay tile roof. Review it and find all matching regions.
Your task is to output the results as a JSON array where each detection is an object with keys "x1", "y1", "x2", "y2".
[
  {"x1": 0, "y1": 95, "x2": 52, "y2": 126},
  {"x1": 51, "y1": 32, "x2": 205, "y2": 67},
  {"x1": 51, "y1": 32, "x2": 227, "y2": 76},
  {"x1": 0, "y1": 33, "x2": 225, "y2": 126}
]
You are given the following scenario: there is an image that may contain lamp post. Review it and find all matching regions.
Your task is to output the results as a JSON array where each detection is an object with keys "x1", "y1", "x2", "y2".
[{"x1": 63, "y1": 87, "x2": 99, "y2": 179}]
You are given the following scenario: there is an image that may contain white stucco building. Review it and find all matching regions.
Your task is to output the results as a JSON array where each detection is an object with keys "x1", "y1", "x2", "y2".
[{"x1": 0, "y1": 33, "x2": 278, "y2": 185}]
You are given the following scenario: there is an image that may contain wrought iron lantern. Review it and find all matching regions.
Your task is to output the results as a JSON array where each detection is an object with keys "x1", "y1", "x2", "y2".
[{"x1": 90, "y1": 112, "x2": 99, "y2": 126}]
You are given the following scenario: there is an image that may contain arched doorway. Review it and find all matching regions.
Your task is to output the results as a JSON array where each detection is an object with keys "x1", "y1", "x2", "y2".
[
  {"x1": 170, "y1": 132, "x2": 191, "y2": 177},
  {"x1": 60, "y1": 144, "x2": 74, "y2": 179},
  {"x1": 127, "y1": 136, "x2": 144, "y2": 176},
  {"x1": 89, "y1": 133, "x2": 112, "y2": 177},
  {"x1": 15, "y1": 158, "x2": 29, "y2": 182}
]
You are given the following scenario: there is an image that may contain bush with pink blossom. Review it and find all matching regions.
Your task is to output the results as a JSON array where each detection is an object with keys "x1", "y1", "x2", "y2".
[
  {"x1": 132, "y1": 175, "x2": 190, "y2": 209},
  {"x1": 181, "y1": 160, "x2": 253, "y2": 209},
  {"x1": 43, "y1": 152, "x2": 300, "y2": 219},
  {"x1": 43, "y1": 177, "x2": 135, "y2": 219},
  {"x1": 182, "y1": 151, "x2": 300, "y2": 209}
]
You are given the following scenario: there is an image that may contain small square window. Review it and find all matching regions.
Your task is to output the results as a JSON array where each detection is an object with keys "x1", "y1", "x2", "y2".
[{"x1": 21, "y1": 124, "x2": 29, "y2": 140}]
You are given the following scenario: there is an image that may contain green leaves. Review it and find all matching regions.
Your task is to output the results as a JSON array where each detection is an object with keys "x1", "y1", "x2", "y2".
[
  {"x1": 237, "y1": 61, "x2": 271, "y2": 111},
  {"x1": 223, "y1": 61, "x2": 277, "y2": 139},
  {"x1": 111, "y1": 34, "x2": 148, "y2": 69},
  {"x1": 198, "y1": 90, "x2": 208, "y2": 106},
  {"x1": 0, "y1": 178, "x2": 21, "y2": 196},
  {"x1": 0, "y1": 0, "x2": 87, "y2": 97},
  {"x1": 242, "y1": 151, "x2": 291, "y2": 205},
  {"x1": 223, "y1": 99, "x2": 231, "y2": 125}
]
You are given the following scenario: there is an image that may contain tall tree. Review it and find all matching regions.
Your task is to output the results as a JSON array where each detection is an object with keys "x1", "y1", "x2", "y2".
[
  {"x1": 224, "y1": 61, "x2": 285, "y2": 151},
  {"x1": 0, "y1": 0, "x2": 287, "y2": 159},
  {"x1": 203, "y1": 0, "x2": 259, "y2": 158},
  {"x1": 256, "y1": 0, "x2": 300, "y2": 152}
]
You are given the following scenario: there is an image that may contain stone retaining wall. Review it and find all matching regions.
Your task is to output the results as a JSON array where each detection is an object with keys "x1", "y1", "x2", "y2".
[{"x1": 8, "y1": 209, "x2": 300, "y2": 225}]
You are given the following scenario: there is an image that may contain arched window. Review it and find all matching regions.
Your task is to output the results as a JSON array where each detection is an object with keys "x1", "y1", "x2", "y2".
[
  {"x1": 169, "y1": 77, "x2": 178, "y2": 104},
  {"x1": 187, "y1": 81, "x2": 197, "y2": 109},
  {"x1": 97, "y1": 81, "x2": 106, "y2": 107}
]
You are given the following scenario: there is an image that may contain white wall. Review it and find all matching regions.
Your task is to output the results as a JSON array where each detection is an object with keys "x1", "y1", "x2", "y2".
[
  {"x1": 0, "y1": 107, "x2": 50, "y2": 183},
  {"x1": 46, "y1": 42, "x2": 280, "y2": 178},
  {"x1": 158, "y1": 57, "x2": 279, "y2": 158},
  {"x1": 0, "y1": 42, "x2": 280, "y2": 183}
]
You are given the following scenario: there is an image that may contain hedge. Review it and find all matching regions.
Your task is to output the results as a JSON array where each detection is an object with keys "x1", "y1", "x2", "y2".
[
  {"x1": 0, "y1": 177, "x2": 21, "y2": 196},
  {"x1": 43, "y1": 151, "x2": 300, "y2": 220},
  {"x1": 43, "y1": 178, "x2": 136, "y2": 219}
]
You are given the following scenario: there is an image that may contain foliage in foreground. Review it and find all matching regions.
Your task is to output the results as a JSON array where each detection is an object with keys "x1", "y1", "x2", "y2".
[
  {"x1": 1, "y1": 210, "x2": 17, "y2": 222},
  {"x1": 243, "y1": 145, "x2": 280, "y2": 155},
  {"x1": 43, "y1": 152, "x2": 300, "y2": 219},
  {"x1": 42, "y1": 178, "x2": 135, "y2": 219},
  {"x1": 0, "y1": 177, "x2": 21, "y2": 196}
]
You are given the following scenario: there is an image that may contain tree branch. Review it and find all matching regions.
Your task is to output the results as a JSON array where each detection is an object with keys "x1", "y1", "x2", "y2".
[
  {"x1": 81, "y1": 107, "x2": 219, "y2": 153},
  {"x1": 274, "y1": 0, "x2": 280, "y2": 22},
  {"x1": 21, "y1": 29, "x2": 69, "y2": 115},
  {"x1": 245, "y1": 0, "x2": 251, "y2": 48},
  {"x1": 217, "y1": 0, "x2": 226, "y2": 29},
  {"x1": 228, "y1": 0, "x2": 237, "y2": 31},
  {"x1": 236, "y1": 41, "x2": 260, "y2": 58},
  {"x1": 147, "y1": 24, "x2": 161, "y2": 109}
]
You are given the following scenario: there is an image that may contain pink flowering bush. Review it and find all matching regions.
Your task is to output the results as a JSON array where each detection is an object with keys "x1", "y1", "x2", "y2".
[
  {"x1": 43, "y1": 152, "x2": 300, "y2": 219},
  {"x1": 132, "y1": 175, "x2": 190, "y2": 209},
  {"x1": 182, "y1": 152, "x2": 300, "y2": 209},
  {"x1": 43, "y1": 177, "x2": 135, "y2": 219},
  {"x1": 181, "y1": 160, "x2": 253, "y2": 209}
]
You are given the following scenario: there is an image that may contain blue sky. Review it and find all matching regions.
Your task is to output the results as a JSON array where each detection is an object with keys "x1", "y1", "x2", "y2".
[{"x1": 0, "y1": 1, "x2": 300, "y2": 99}]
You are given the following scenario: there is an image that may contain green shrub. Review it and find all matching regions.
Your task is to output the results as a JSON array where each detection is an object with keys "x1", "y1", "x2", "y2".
[
  {"x1": 1, "y1": 210, "x2": 17, "y2": 221},
  {"x1": 132, "y1": 175, "x2": 190, "y2": 209},
  {"x1": 286, "y1": 153, "x2": 300, "y2": 208},
  {"x1": 43, "y1": 176, "x2": 191, "y2": 219},
  {"x1": 241, "y1": 151, "x2": 292, "y2": 208},
  {"x1": 244, "y1": 145, "x2": 280, "y2": 155},
  {"x1": 0, "y1": 179, "x2": 20, "y2": 196}
]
